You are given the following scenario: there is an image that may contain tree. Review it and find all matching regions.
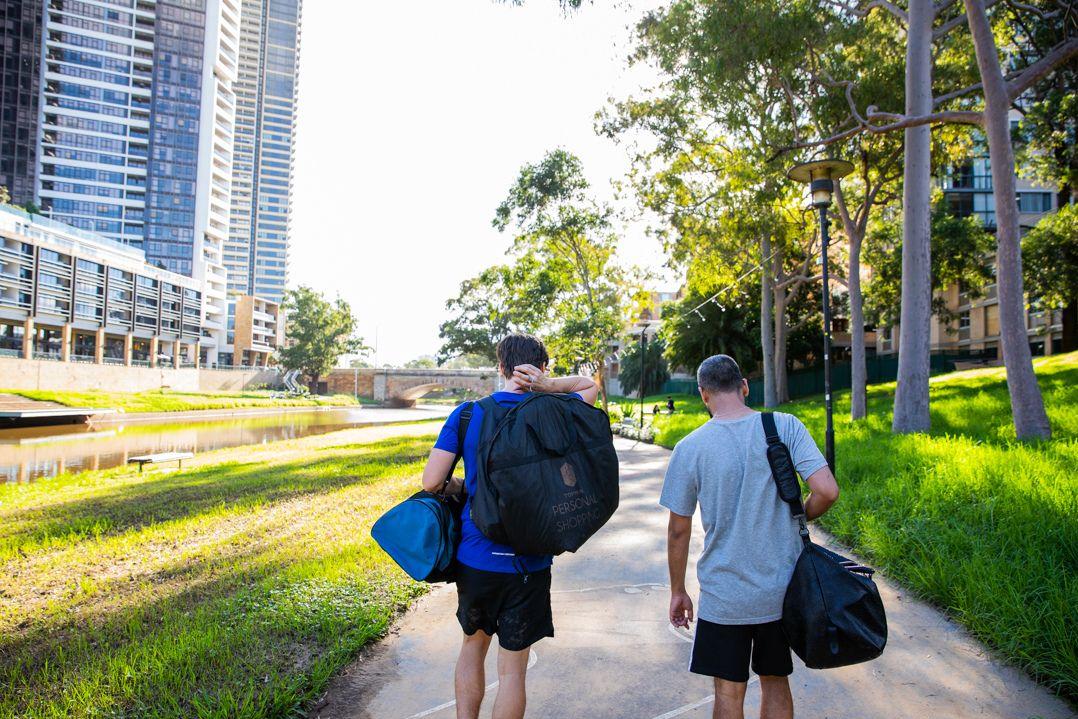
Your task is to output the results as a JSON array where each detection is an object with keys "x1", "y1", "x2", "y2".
[
  {"x1": 659, "y1": 286, "x2": 760, "y2": 378},
  {"x1": 783, "y1": 0, "x2": 1074, "y2": 439},
  {"x1": 864, "y1": 202, "x2": 996, "y2": 327},
  {"x1": 0, "y1": 186, "x2": 9, "y2": 205},
  {"x1": 494, "y1": 149, "x2": 630, "y2": 407},
  {"x1": 278, "y1": 286, "x2": 364, "y2": 392},
  {"x1": 618, "y1": 336, "x2": 671, "y2": 397},
  {"x1": 1023, "y1": 204, "x2": 1078, "y2": 352},
  {"x1": 958, "y1": 0, "x2": 1072, "y2": 439},
  {"x1": 437, "y1": 256, "x2": 561, "y2": 365},
  {"x1": 442, "y1": 353, "x2": 495, "y2": 369},
  {"x1": 404, "y1": 355, "x2": 437, "y2": 369}
]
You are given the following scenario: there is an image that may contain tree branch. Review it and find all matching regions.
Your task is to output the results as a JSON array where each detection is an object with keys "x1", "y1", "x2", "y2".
[
  {"x1": 1006, "y1": 36, "x2": 1078, "y2": 101},
  {"x1": 932, "y1": 0, "x2": 1003, "y2": 40}
]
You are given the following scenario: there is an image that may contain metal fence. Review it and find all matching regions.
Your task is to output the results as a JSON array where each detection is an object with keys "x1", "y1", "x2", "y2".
[{"x1": 661, "y1": 351, "x2": 993, "y2": 405}]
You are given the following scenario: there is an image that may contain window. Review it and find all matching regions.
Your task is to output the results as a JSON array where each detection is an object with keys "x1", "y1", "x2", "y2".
[
  {"x1": 959, "y1": 311, "x2": 971, "y2": 330},
  {"x1": 1016, "y1": 192, "x2": 1052, "y2": 213}
]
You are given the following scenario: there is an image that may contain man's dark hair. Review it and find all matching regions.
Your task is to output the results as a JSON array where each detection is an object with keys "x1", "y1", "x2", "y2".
[
  {"x1": 697, "y1": 354, "x2": 744, "y2": 393},
  {"x1": 496, "y1": 333, "x2": 549, "y2": 379}
]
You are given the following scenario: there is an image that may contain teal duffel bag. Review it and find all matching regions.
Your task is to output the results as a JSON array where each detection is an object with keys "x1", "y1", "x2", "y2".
[
  {"x1": 370, "y1": 403, "x2": 473, "y2": 583},
  {"x1": 372, "y1": 490, "x2": 460, "y2": 582}
]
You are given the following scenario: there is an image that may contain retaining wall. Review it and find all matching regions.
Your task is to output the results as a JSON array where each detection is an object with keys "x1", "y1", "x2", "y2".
[{"x1": 0, "y1": 357, "x2": 276, "y2": 393}]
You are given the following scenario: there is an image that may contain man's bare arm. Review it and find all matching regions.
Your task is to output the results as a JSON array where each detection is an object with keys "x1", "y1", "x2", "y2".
[
  {"x1": 420, "y1": 448, "x2": 456, "y2": 493},
  {"x1": 804, "y1": 466, "x2": 840, "y2": 520},
  {"x1": 667, "y1": 511, "x2": 694, "y2": 628},
  {"x1": 512, "y1": 364, "x2": 599, "y2": 405}
]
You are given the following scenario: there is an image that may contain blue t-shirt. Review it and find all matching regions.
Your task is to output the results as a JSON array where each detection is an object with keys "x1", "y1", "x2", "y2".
[{"x1": 435, "y1": 391, "x2": 579, "y2": 574}]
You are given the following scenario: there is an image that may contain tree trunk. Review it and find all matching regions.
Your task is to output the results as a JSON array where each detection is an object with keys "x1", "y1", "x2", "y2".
[
  {"x1": 761, "y1": 235, "x2": 778, "y2": 408},
  {"x1": 848, "y1": 230, "x2": 868, "y2": 419},
  {"x1": 964, "y1": 0, "x2": 1051, "y2": 439},
  {"x1": 892, "y1": 0, "x2": 934, "y2": 434},
  {"x1": 774, "y1": 289, "x2": 790, "y2": 404}
]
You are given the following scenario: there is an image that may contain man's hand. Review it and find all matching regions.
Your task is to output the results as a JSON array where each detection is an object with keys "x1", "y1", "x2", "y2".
[
  {"x1": 670, "y1": 590, "x2": 694, "y2": 629},
  {"x1": 512, "y1": 364, "x2": 552, "y2": 392}
]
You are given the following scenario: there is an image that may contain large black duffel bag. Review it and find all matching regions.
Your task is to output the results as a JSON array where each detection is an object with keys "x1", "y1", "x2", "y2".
[
  {"x1": 471, "y1": 393, "x2": 619, "y2": 556},
  {"x1": 762, "y1": 412, "x2": 887, "y2": 669}
]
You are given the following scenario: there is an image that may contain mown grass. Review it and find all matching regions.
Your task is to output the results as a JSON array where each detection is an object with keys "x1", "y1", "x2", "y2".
[
  {"x1": 627, "y1": 352, "x2": 1078, "y2": 701},
  {"x1": 0, "y1": 430, "x2": 436, "y2": 718},
  {"x1": 4, "y1": 388, "x2": 360, "y2": 413}
]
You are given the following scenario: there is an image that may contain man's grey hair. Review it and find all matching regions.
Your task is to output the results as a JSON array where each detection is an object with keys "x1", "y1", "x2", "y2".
[{"x1": 697, "y1": 354, "x2": 744, "y2": 393}]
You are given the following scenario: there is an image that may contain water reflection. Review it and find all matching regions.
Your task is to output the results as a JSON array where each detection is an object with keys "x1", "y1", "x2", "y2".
[{"x1": 0, "y1": 406, "x2": 450, "y2": 482}]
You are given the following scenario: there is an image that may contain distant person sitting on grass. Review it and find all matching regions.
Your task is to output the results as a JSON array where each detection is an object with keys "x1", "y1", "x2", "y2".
[
  {"x1": 419, "y1": 333, "x2": 599, "y2": 719},
  {"x1": 661, "y1": 354, "x2": 839, "y2": 719},
  {"x1": 653, "y1": 404, "x2": 662, "y2": 416},
  {"x1": 666, "y1": 396, "x2": 676, "y2": 414}
]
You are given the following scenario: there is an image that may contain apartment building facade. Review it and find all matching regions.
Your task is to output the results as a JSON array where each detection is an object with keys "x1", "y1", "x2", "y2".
[
  {"x1": 877, "y1": 120, "x2": 1064, "y2": 359},
  {"x1": 0, "y1": 0, "x2": 302, "y2": 366},
  {"x1": 0, "y1": 203, "x2": 204, "y2": 366}
]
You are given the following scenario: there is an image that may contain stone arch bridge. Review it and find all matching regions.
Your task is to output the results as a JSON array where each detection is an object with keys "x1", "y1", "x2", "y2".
[{"x1": 323, "y1": 368, "x2": 499, "y2": 407}]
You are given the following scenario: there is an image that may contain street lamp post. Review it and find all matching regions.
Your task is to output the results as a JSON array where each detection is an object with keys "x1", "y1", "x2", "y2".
[
  {"x1": 635, "y1": 308, "x2": 653, "y2": 429},
  {"x1": 787, "y1": 159, "x2": 853, "y2": 473}
]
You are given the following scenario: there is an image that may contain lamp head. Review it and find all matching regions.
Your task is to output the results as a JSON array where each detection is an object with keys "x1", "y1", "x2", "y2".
[{"x1": 787, "y1": 159, "x2": 854, "y2": 209}]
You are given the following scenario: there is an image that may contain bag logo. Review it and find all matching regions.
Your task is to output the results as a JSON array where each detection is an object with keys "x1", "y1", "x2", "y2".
[{"x1": 560, "y1": 462, "x2": 577, "y2": 487}]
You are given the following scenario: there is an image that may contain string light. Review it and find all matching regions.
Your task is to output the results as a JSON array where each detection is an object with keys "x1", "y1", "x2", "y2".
[{"x1": 677, "y1": 248, "x2": 780, "y2": 324}]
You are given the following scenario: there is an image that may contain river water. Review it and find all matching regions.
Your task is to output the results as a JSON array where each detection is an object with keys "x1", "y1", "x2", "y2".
[{"x1": 0, "y1": 405, "x2": 452, "y2": 483}]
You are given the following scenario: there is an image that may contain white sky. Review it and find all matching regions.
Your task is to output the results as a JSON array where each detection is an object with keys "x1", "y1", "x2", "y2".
[{"x1": 290, "y1": 0, "x2": 668, "y2": 366}]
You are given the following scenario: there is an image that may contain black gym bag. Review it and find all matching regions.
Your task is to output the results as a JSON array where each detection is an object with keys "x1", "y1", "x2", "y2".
[
  {"x1": 471, "y1": 393, "x2": 619, "y2": 556},
  {"x1": 762, "y1": 412, "x2": 888, "y2": 669}
]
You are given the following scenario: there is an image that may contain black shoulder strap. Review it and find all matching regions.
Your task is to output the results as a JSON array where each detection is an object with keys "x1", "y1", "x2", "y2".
[
  {"x1": 761, "y1": 411, "x2": 781, "y2": 444},
  {"x1": 442, "y1": 401, "x2": 473, "y2": 489},
  {"x1": 761, "y1": 412, "x2": 810, "y2": 544}
]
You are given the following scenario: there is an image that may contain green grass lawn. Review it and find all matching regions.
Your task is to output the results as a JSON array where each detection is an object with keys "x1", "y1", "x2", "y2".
[
  {"x1": 0, "y1": 430, "x2": 435, "y2": 718},
  {"x1": 625, "y1": 352, "x2": 1078, "y2": 701},
  {"x1": 4, "y1": 388, "x2": 361, "y2": 413}
]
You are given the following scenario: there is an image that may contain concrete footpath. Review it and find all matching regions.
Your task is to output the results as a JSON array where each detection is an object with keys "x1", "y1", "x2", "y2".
[{"x1": 318, "y1": 439, "x2": 1073, "y2": 719}]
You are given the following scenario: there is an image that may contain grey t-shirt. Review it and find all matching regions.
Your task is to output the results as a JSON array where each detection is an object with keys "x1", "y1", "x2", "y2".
[{"x1": 659, "y1": 411, "x2": 828, "y2": 625}]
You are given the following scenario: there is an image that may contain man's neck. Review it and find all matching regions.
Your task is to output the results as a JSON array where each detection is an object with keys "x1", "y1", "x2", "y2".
[
  {"x1": 501, "y1": 378, "x2": 527, "y2": 394},
  {"x1": 706, "y1": 397, "x2": 754, "y2": 419}
]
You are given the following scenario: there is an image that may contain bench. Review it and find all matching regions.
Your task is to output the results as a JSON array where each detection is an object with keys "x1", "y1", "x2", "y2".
[{"x1": 128, "y1": 451, "x2": 194, "y2": 473}]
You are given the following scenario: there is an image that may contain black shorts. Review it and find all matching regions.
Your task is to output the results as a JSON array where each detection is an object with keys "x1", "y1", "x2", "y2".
[
  {"x1": 689, "y1": 619, "x2": 793, "y2": 682},
  {"x1": 455, "y1": 564, "x2": 554, "y2": 651}
]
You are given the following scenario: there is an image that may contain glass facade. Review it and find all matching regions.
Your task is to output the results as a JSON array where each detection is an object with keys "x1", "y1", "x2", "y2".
[
  {"x1": 0, "y1": 0, "x2": 43, "y2": 206},
  {"x1": 143, "y1": 0, "x2": 207, "y2": 276},
  {"x1": 226, "y1": 0, "x2": 300, "y2": 304},
  {"x1": 38, "y1": 0, "x2": 152, "y2": 246}
]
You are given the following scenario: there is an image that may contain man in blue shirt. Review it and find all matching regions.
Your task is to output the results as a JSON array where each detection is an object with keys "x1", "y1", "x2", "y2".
[{"x1": 421, "y1": 333, "x2": 598, "y2": 719}]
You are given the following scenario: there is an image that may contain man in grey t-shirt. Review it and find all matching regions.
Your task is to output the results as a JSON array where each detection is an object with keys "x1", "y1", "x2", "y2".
[{"x1": 661, "y1": 355, "x2": 839, "y2": 719}]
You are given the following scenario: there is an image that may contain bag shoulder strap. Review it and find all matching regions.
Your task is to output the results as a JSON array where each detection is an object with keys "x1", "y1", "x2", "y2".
[
  {"x1": 761, "y1": 411, "x2": 781, "y2": 444},
  {"x1": 442, "y1": 401, "x2": 473, "y2": 489},
  {"x1": 761, "y1": 412, "x2": 811, "y2": 544}
]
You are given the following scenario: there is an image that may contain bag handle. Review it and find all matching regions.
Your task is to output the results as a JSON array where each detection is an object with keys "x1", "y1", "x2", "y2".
[{"x1": 761, "y1": 412, "x2": 810, "y2": 545}]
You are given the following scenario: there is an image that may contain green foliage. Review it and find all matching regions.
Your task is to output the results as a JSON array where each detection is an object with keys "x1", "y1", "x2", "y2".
[
  {"x1": 0, "y1": 186, "x2": 9, "y2": 205},
  {"x1": 437, "y1": 255, "x2": 561, "y2": 364},
  {"x1": 864, "y1": 202, "x2": 995, "y2": 327},
  {"x1": 492, "y1": 149, "x2": 630, "y2": 377},
  {"x1": 643, "y1": 353, "x2": 1078, "y2": 699},
  {"x1": 279, "y1": 286, "x2": 364, "y2": 384},
  {"x1": 0, "y1": 431, "x2": 438, "y2": 717},
  {"x1": 1023, "y1": 204, "x2": 1078, "y2": 311},
  {"x1": 660, "y1": 286, "x2": 760, "y2": 375},
  {"x1": 618, "y1": 336, "x2": 670, "y2": 397},
  {"x1": 442, "y1": 352, "x2": 494, "y2": 369},
  {"x1": 404, "y1": 355, "x2": 437, "y2": 369}
]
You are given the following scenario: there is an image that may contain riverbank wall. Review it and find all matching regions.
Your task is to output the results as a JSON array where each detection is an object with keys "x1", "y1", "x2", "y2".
[{"x1": 0, "y1": 357, "x2": 278, "y2": 393}]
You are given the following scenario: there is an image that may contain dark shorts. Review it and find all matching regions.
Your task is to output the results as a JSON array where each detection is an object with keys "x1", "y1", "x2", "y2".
[
  {"x1": 455, "y1": 563, "x2": 554, "y2": 651},
  {"x1": 690, "y1": 619, "x2": 793, "y2": 682}
]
